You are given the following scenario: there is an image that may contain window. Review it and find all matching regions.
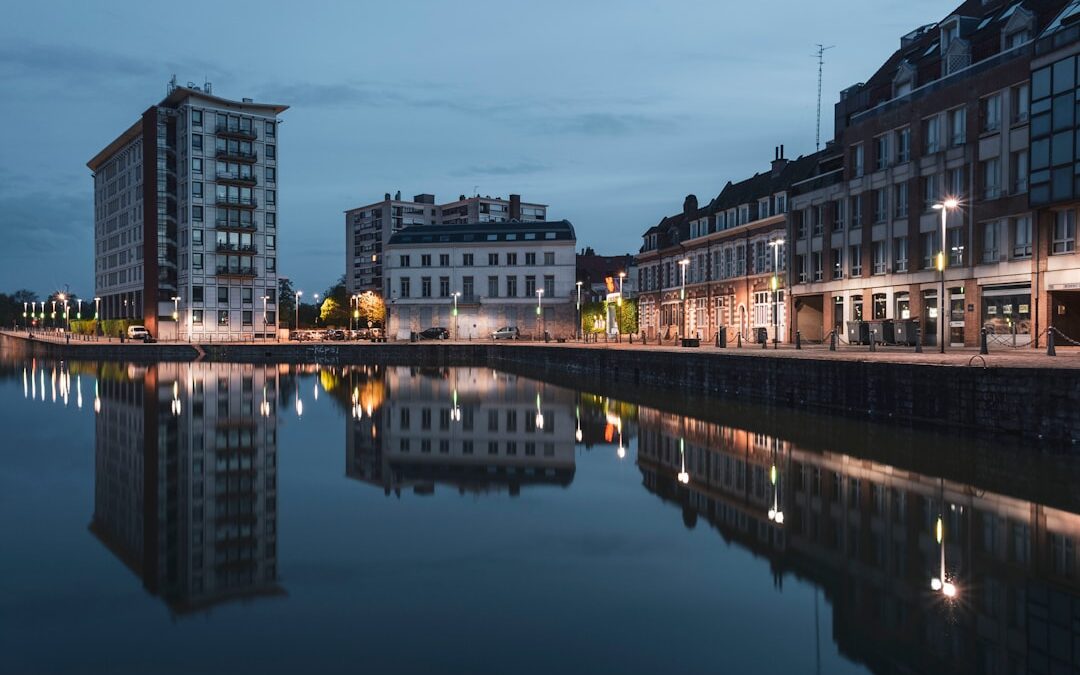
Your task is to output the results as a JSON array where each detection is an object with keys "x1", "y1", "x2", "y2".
[
  {"x1": 950, "y1": 107, "x2": 966, "y2": 147},
  {"x1": 923, "y1": 115, "x2": 940, "y2": 153},
  {"x1": 812, "y1": 251, "x2": 823, "y2": 281},
  {"x1": 922, "y1": 232, "x2": 940, "y2": 269},
  {"x1": 439, "y1": 276, "x2": 449, "y2": 297},
  {"x1": 507, "y1": 253, "x2": 517, "y2": 266},
  {"x1": 192, "y1": 157, "x2": 202, "y2": 174},
  {"x1": 191, "y1": 285, "x2": 204, "y2": 303},
  {"x1": 192, "y1": 110, "x2": 203, "y2": 127},
  {"x1": 462, "y1": 276, "x2": 474, "y2": 298},
  {"x1": 265, "y1": 121, "x2": 275, "y2": 137},
  {"x1": 1011, "y1": 83, "x2": 1030, "y2": 124},
  {"x1": 796, "y1": 254, "x2": 807, "y2": 282},
  {"x1": 875, "y1": 135, "x2": 889, "y2": 170},
  {"x1": 776, "y1": 193, "x2": 787, "y2": 213},
  {"x1": 487, "y1": 276, "x2": 498, "y2": 297},
  {"x1": 834, "y1": 199, "x2": 846, "y2": 230},
  {"x1": 544, "y1": 251, "x2": 555, "y2": 265},
  {"x1": 544, "y1": 275, "x2": 555, "y2": 297},
  {"x1": 1013, "y1": 216, "x2": 1032, "y2": 258},
  {"x1": 265, "y1": 167, "x2": 275, "y2": 183},
  {"x1": 982, "y1": 158, "x2": 1001, "y2": 199},
  {"x1": 218, "y1": 287, "x2": 229, "y2": 304},
  {"x1": 266, "y1": 234, "x2": 276, "y2": 250},
  {"x1": 874, "y1": 189, "x2": 887, "y2": 223},
  {"x1": 832, "y1": 247, "x2": 844, "y2": 279},
  {"x1": 192, "y1": 134, "x2": 202, "y2": 151},
  {"x1": 463, "y1": 253, "x2": 474, "y2": 267},
  {"x1": 266, "y1": 144, "x2": 276, "y2": 160},
  {"x1": 218, "y1": 310, "x2": 229, "y2": 326},
  {"x1": 421, "y1": 276, "x2": 431, "y2": 297},
  {"x1": 895, "y1": 236, "x2": 909, "y2": 272},
  {"x1": 437, "y1": 253, "x2": 448, "y2": 266},
  {"x1": 851, "y1": 144, "x2": 864, "y2": 177},
  {"x1": 949, "y1": 228, "x2": 964, "y2": 266},
  {"x1": 850, "y1": 195, "x2": 862, "y2": 228},
  {"x1": 192, "y1": 229, "x2": 203, "y2": 246},
  {"x1": 488, "y1": 253, "x2": 498, "y2": 266},
  {"x1": 400, "y1": 254, "x2": 411, "y2": 267},
  {"x1": 506, "y1": 275, "x2": 518, "y2": 297},
  {"x1": 896, "y1": 127, "x2": 911, "y2": 163},
  {"x1": 266, "y1": 257, "x2": 275, "y2": 272},
  {"x1": 872, "y1": 241, "x2": 887, "y2": 275},
  {"x1": 982, "y1": 221, "x2": 1003, "y2": 263},
  {"x1": 193, "y1": 253, "x2": 203, "y2": 271},
  {"x1": 193, "y1": 205, "x2": 203, "y2": 222},
  {"x1": 525, "y1": 275, "x2": 536, "y2": 296},
  {"x1": 525, "y1": 252, "x2": 536, "y2": 265},
  {"x1": 1011, "y1": 150, "x2": 1028, "y2": 194},
  {"x1": 242, "y1": 288, "x2": 253, "y2": 304},
  {"x1": 1054, "y1": 210, "x2": 1076, "y2": 253},
  {"x1": 266, "y1": 212, "x2": 275, "y2": 227},
  {"x1": 894, "y1": 182, "x2": 908, "y2": 218},
  {"x1": 242, "y1": 310, "x2": 253, "y2": 326},
  {"x1": 923, "y1": 174, "x2": 940, "y2": 210},
  {"x1": 850, "y1": 245, "x2": 862, "y2": 277},
  {"x1": 192, "y1": 309, "x2": 203, "y2": 324},
  {"x1": 981, "y1": 94, "x2": 1001, "y2": 133},
  {"x1": 400, "y1": 277, "x2": 411, "y2": 298}
]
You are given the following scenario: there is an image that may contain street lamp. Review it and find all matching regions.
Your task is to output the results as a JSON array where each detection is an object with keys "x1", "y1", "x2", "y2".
[
  {"x1": 76, "y1": 298, "x2": 83, "y2": 321},
  {"x1": 295, "y1": 290, "x2": 302, "y2": 331},
  {"x1": 452, "y1": 291, "x2": 460, "y2": 339},
  {"x1": 313, "y1": 293, "x2": 320, "y2": 326},
  {"x1": 932, "y1": 198, "x2": 960, "y2": 354},
  {"x1": 575, "y1": 281, "x2": 583, "y2": 340},
  {"x1": 768, "y1": 238, "x2": 785, "y2": 348},
  {"x1": 262, "y1": 295, "x2": 269, "y2": 339},
  {"x1": 536, "y1": 288, "x2": 544, "y2": 340},
  {"x1": 678, "y1": 258, "x2": 690, "y2": 339},
  {"x1": 94, "y1": 297, "x2": 101, "y2": 321}
]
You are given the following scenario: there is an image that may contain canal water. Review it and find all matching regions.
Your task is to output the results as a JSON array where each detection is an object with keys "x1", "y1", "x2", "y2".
[{"x1": 1, "y1": 357, "x2": 1078, "y2": 675}]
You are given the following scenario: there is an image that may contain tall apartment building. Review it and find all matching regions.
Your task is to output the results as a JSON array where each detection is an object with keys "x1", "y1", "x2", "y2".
[
  {"x1": 88, "y1": 83, "x2": 287, "y2": 340},
  {"x1": 345, "y1": 192, "x2": 547, "y2": 297},
  {"x1": 788, "y1": 0, "x2": 1079, "y2": 347},
  {"x1": 635, "y1": 148, "x2": 818, "y2": 343}
]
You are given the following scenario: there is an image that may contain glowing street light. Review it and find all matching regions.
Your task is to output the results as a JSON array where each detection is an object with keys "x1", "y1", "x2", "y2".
[
  {"x1": 536, "y1": 288, "x2": 544, "y2": 339},
  {"x1": 313, "y1": 293, "x2": 320, "y2": 326},
  {"x1": 94, "y1": 296, "x2": 101, "y2": 321},
  {"x1": 295, "y1": 290, "x2": 303, "y2": 331},
  {"x1": 575, "y1": 281, "x2": 583, "y2": 340},
  {"x1": 932, "y1": 198, "x2": 960, "y2": 354},
  {"x1": 768, "y1": 238, "x2": 785, "y2": 348},
  {"x1": 678, "y1": 258, "x2": 690, "y2": 339}
]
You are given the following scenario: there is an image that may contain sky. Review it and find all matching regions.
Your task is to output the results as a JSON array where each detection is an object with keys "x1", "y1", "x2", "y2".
[{"x1": 0, "y1": 0, "x2": 951, "y2": 299}]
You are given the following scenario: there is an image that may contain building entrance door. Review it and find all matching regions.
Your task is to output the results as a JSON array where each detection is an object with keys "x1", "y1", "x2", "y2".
[{"x1": 923, "y1": 290, "x2": 938, "y2": 346}]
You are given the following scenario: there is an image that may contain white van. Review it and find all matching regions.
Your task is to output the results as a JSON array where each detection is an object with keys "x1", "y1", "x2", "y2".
[{"x1": 127, "y1": 325, "x2": 153, "y2": 342}]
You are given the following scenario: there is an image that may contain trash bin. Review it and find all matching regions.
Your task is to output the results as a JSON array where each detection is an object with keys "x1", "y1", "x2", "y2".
[
  {"x1": 846, "y1": 321, "x2": 869, "y2": 345},
  {"x1": 756, "y1": 327, "x2": 768, "y2": 344},
  {"x1": 868, "y1": 320, "x2": 895, "y2": 345},
  {"x1": 717, "y1": 325, "x2": 727, "y2": 348},
  {"x1": 893, "y1": 319, "x2": 917, "y2": 346}
]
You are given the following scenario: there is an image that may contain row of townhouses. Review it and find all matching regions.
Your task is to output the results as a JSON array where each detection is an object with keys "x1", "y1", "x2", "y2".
[{"x1": 637, "y1": 0, "x2": 1080, "y2": 348}]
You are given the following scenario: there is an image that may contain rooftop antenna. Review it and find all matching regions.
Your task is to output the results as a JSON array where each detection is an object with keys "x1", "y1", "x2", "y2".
[
  {"x1": 168, "y1": 74, "x2": 177, "y2": 95},
  {"x1": 473, "y1": 185, "x2": 479, "y2": 197},
  {"x1": 813, "y1": 44, "x2": 835, "y2": 151}
]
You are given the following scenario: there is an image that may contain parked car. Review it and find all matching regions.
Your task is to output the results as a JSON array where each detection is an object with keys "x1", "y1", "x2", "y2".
[
  {"x1": 491, "y1": 326, "x2": 520, "y2": 340},
  {"x1": 127, "y1": 325, "x2": 155, "y2": 343},
  {"x1": 419, "y1": 327, "x2": 450, "y2": 340},
  {"x1": 327, "y1": 329, "x2": 346, "y2": 341}
]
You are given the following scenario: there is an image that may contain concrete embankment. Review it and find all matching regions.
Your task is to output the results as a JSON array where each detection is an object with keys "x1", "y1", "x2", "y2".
[{"x1": 3, "y1": 332, "x2": 1077, "y2": 442}]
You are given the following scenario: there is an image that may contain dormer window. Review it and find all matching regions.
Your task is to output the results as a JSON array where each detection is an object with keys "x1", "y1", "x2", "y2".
[
  {"x1": 941, "y1": 20, "x2": 960, "y2": 50},
  {"x1": 893, "y1": 60, "x2": 916, "y2": 98},
  {"x1": 759, "y1": 198, "x2": 771, "y2": 218},
  {"x1": 1001, "y1": 5, "x2": 1035, "y2": 51}
]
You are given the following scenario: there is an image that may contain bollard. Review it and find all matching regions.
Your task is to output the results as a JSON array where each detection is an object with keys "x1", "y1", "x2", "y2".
[
  {"x1": 980, "y1": 328, "x2": 989, "y2": 355},
  {"x1": 737, "y1": 331, "x2": 742, "y2": 349},
  {"x1": 869, "y1": 337, "x2": 876, "y2": 352},
  {"x1": 795, "y1": 331, "x2": 802, "y2": 350},
  {"x1": 761, "y1": 332, "x2": 767, "y2": 349},
  {"x1": 629, "y1": 333, "x2": 633, "y2": 344},
  {"x1": 829, "y1": 331, "x2": 836, "y2": 352},
  {"x1": 642, "y1": 333, "x2": 647, "y2": 345},
  {"x1": 915, "y1": 325, "x2": 923, "y2": 353},
  {"x1": 1048, "y1": 329, "x2": 1057, "y2": 357}
]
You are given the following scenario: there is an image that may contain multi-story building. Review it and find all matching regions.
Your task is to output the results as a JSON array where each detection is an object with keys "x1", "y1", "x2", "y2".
[
  {"x1": 384, "y1": 220, "x2": 577, "y2": 339},
  {"x1": 345, "y1": 192, "x2": 548, "y2": 297},
  {"x1": 344, "y1": 366, "x2": 577, "y2": 496},
  {"x1": 88, "y1": 362, "x2": 282, "y2": 614},
  {"x1": 789, "y1": 0, "x2": 1075, "y2": 347},
  {"x1": 635, "y1": 148, "x2": 819, "y2": 343},
  {"x1": 88, "y1": 82, "x2": 287, "y2": 340}
]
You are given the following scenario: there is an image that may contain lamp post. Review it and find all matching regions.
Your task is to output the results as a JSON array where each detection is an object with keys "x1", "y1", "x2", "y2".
[
  {"x1": 451, "y1": 292, "x2": 460, "y2": 339},
  {"x1": 51, "y1": 300, "x2": 57, "y2": 329},
  {"x1": 295, "y1": 290, "x2": 302, "y2": 331},
  {"x1": 536, "y1": 288, "x2": 544, "y2": 340},
  {"x1": 932, "y1": 198, "x2": 959, "y2": 354},
  {"x1": 22, "y1": 302, "x2": 27, "y2": 327},
  {"x1": 262, "y1": 295, "x2": 269, "y2": 340},
  {"x1": 575, "y1": 281, "x2": 583, "y2": 340},
  {"x1": 678, "y1": 258, "x2": 690, "y2": 339},
  {"x1": 768, "y1": 238, "x2": 785, "y2": 348},
  {"x1": 94, "y1": 297, "x2": 101, "y2": 321},
  {"x1": 171, "y1": 296, "x2": 181, "y2": 341},
  {"x1": 76, "y1": 299, "x2": 83, "y2": 321},
  {"x1": 313, "y1": 293, "x2": 320, "y2": 327}
]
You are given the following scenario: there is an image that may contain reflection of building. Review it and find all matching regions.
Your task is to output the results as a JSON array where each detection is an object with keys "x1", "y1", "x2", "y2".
[
  {"x1": 636, "y1": 405, "x2": 1080, "y2": 674},
  {"x1": 346, "y1": 366, "x2": 576, "y2": 496},
  {"x1": 90, "y1": 363, "x2": 282, "y2": 614},
  {"x1": 385, "y1": 220, "x2": 578, "y2": 340}
]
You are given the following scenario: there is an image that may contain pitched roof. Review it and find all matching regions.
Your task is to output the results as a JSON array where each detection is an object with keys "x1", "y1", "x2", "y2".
[{"x1": 387, "y1": 220, "x2": 576, "y2": 246}]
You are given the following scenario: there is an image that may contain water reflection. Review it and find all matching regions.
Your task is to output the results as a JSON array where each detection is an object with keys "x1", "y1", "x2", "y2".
[{"x1": 9, "y1": 358, "x2": 1080, "y2": 673}]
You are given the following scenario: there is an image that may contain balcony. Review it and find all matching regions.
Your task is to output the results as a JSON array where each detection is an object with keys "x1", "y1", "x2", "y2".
[
  {"x1": 216, "y1": 172, "x2": 257, "y2": 186},
  {"x1": 216, "y1": 266, "x2": 257, "y2": 277},
  {"x1": 215, "y1": 123, "x2": 257, "y2": 140},
  {"x1": 216, "y1": 242, "x2": 258, "y2": 254},
  {"x1": 215, "y1": 196, "x2": 258, "y2": 209},
  {"x1": 215, "y1": 219, "x2": 257, "y2": 231},
  {"x1": 215, "y1": 148, "x2": 257, "y2": 163}
]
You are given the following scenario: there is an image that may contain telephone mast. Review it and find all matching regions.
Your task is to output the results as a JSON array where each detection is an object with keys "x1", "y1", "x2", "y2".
[{"x1": 813, "y1": 44, "x2": 835, "y2": 151}]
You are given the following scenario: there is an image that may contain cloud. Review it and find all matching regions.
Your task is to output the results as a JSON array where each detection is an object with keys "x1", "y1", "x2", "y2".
[
  {"x1": 537, "y1": 112, "x2": 673, "y2": 137},
  {"x1": 0, "y1": 189, "x2": 92, "y2": 294},
  {"x1": 454, "y1": 160, "x2": 550, "y2": 176}
]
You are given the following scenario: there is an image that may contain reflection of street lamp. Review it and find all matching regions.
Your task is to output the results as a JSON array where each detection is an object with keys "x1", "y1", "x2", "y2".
[
  {"x1": 930, "y1": 515, "x2": 957, "y2": 598},
  {"x1": 575, "y1": 404, "x2": 583, "y2": 442},
  {"x1": 932, "y1": 198, "x2": 960, "y2": 354},
  {"x1": 767, "y1": 459, "x2": 784, "y2": 524},
  {"x1": 616, "y1": 416, "x2": 625, "y2": 459},
  {"x1": 534, "y1": 391, "x2": 544, "y2": 430},
  {"x1": 677, "y1": 437, "x2": 690, "y2": 484},
  {"x1": 768, "y1": 238, "x2": 785, "y2": 348},
  {"x1": 678, "y1": 258, "x2": 690, "y2": 339},
  {"x1": 451, "y1": 388, "x2": 461, "y2": 422}
]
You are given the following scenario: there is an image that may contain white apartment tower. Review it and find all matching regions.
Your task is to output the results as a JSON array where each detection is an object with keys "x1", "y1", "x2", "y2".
[{"x1": 88, "y1": 83, "x2": 288, "y2": 340}]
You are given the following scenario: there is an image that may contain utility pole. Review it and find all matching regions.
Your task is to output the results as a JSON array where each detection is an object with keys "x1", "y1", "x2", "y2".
[{"x1": 813, "y1": 44, "x2": 835, "y2": 152}]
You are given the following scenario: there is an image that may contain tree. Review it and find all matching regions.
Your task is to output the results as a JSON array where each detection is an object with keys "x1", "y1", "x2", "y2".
[
  {"x1": 356, "y1": 291, "x2": 386, "y2": 327},
  {"x1": 11, "y1": 289, "x2": 37, "y2": 304},
  {"x1": 319, "y1": 297, "x2": 347, "y2": 326},
  {"x1": 278, "y1": 278, "x2": 296, "y2": 327}
]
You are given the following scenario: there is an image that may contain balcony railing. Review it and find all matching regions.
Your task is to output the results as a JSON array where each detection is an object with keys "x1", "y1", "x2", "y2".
[
  {"x1": 216, "y1": 172, "x2": 257, "y2": 186},
  {"x1": 215, "y1": 124, "x2": 257, "y2": 140},
  {"x1": 215, "y1": 219, "x2": 257, "y2": 231},
  {"x1": 215, "y1": 242, "x2": 258, "y2": 253},
  {"x1": 215, "y1": 148, "x2": 257, "y2": 163},
  {"x1": 215, "y1": 196, "x2": 258, "y2": 209},
  {"x1": 216, "y1": 266, "x2": 257, "y2": 277}
]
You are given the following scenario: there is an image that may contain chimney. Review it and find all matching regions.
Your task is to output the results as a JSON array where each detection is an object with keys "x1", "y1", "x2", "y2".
[
  {"x1": 509, "y1": 194, "x2": 521, "y2": 221},
  {"x1": 683, "y1": 194, "x2": 698, "y2": 216},
  {"x1": 771, "y1": 144, "x2": 789, "y2": 176}
]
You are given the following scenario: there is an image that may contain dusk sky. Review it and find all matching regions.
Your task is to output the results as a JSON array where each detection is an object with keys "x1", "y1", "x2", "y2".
[{"x1": 0, "y1": 0, "x2": 949, "y2": 299}]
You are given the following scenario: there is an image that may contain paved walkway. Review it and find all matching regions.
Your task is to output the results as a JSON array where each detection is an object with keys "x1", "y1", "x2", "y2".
[{"x1": 4, "y1": 330, "x2": 1077, "y2": 369}]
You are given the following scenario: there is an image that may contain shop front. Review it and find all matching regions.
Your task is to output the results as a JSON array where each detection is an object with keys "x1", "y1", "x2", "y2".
[{"x1": 982, "y1": 284, "x2": 1032, "y2": 346}]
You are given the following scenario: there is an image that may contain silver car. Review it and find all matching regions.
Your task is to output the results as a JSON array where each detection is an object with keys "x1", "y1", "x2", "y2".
[{"x1": 491, "y1": 326, "x2": 520, "y2": 340}]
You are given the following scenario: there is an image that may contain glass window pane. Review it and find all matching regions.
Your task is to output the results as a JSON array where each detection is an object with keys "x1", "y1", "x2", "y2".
[
  {"x1": 1053, "y1": 57, "x2": 1075, "y2": 95},
  {"x1": 1032, "y1": 138, "x2": 1051, "y2": 169},
  {"x1": 1053, "y1": 94, "x2": 1074, "y2": 131},
  {"x1": 1033, "y1": 66, "x2": 1052, "y2": 100},
  {"x1": 1032, "y1": 113, "x2": 1052, "y2": 137},
  {"x1": 1053, "y1": 131, "x2": 1074, "y2": 166}
]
